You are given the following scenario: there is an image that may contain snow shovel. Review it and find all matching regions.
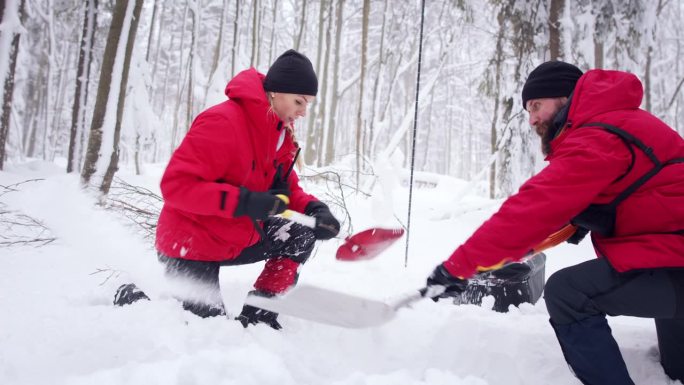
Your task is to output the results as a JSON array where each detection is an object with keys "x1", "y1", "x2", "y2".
[
  {"x1": 244, "y1": 284, "x2": 437, "y2": 328},
  {"x1": 280, "y1": 209, "x2": 405, "y2": 261},
  {"x1": 246, "y1": 224, "x2": 580, "y2": 328}
]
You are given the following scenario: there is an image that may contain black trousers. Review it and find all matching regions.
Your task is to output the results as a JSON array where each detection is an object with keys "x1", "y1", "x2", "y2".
[
  {"x1": 158, "y1": 217, "x2": 316, "y2": 313},
  {"x1": 544, "y1": 258, "x2": 684, "y2": 384}
]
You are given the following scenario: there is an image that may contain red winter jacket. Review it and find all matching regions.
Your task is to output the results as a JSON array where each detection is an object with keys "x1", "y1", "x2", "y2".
[
  {"x1": 155, "y1": 69, "x2": 317, "y2": 261},
  {"x1": 445, "y1": 69, "x2": 684, "y2": 279}
]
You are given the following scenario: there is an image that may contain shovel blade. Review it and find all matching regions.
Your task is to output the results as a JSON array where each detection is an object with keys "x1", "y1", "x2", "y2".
[
  {"x1": 244, "y1": 284, "x2": 396, "y2": 328},
  {"x1": 336, "y1": 227, "x2": 405, "y2": 261}
]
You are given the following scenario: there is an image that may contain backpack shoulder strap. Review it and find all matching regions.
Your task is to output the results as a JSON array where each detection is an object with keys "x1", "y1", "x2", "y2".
[{"x1": 579, "y1": 122, "x2": 681, "y2": 208}]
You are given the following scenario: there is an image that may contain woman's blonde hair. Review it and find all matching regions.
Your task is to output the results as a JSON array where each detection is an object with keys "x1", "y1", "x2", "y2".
[{"x1": 267, "y1": 92, "x2": 303, "y2": 171}]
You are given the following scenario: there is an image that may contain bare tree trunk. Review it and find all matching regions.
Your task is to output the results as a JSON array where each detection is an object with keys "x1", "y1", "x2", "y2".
[
  {"x1": 0, "y1": 0, "x2": 26, "y2": 170},
  {"x1": 294, "y1": 0, "x2": 308, "y2": 51},
  {"x1": 489, "y1": 8, "x2": 506, "y2": 199},
  {"x1": 24, "y1": 70, "x2": 45, "y2": 158},
  {"x1": 250, "y1": 0, "x2": 259, "y2": 67},
  {"x1": 548, "y1": 0, "x2": 563, "y2": 60},
  {"x1": 22, "y1": 75, "x2": 39, "y2": 157},
  {"x1": 315, "y1": 0, "x2": 334, "y2": 167},
  {"x1": 368, "y1": 0, "x2": 389, "y2": 159},
  {"x1": 644, "y1": 45, "x2": 652, "y2": 112},
  {"x1": 170, "y1": 3, "x2": 190, "y2": 152},
  {"x1": 304, "y1": 0, "x2": 327, "y2": 165},
  {"x1": 268, "y1": 0, "x2": 279, "y2": 64},
  {"x1": 594, "y1": 37, "x2": 603, "y2": 69},
  {"x1": 206, "y1": 0, "x2": 227, "y2": 99},
  {"x1": 48, "y1": 44, "x2": 72, "y2": 161},
  {"x1": 81, "y1": 0, "x2": 129, "y2": 185},
  {"x1": 421, "y1": 90, "x2": 435, "y2": 170},
  {"x1": 186, "y1": 5, "x2": 198, "y2": 128},
  {"x1": 100, "y1": 0, "x2": 144, "y2": 196},
  {"x1": 324, "y1": 0, "x2": 344, "y2": 165},
  {"x1": 42, "y1": 1, "x2": 55, "y2": 160},
  {"x1": 68, "y1": 0, "x2": 97, "y2": 173},
  {"x1": 231, "y1": 0, "x2": 240, "y2": 77},
  {"x1": 355, "y1": 0, "x2": 370, "y2": 189},
  {"x1": 150, "y1": 1, "x2": 165, "y2": 84},
  {"x1": 158, "y1": 5, "x2": 177, "y2": 114},
  {"x1": 145, "y1": 0, "x2": 159, "y2": 62}
]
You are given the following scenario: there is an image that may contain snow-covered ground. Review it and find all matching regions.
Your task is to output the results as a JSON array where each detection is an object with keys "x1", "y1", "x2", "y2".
[{"x1": 0, "y1": 160, "x2": 679, "y2": 385}]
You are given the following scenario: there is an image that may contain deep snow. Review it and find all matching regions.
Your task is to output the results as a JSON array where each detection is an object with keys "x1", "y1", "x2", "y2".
[{"x1": 0, "y1": 160, "x2": 679, "y2": 385}]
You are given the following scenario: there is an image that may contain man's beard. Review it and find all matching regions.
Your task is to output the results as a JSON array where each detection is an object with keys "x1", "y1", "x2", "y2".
[{"x1": 534, "y1": 119, "x2": 554, "y2": 156}]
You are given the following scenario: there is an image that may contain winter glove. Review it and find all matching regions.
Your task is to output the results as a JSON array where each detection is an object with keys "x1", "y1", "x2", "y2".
[
  {"x1": 425, "y1": 263, "x2": 468, "y2": 302},
  {"x1": 233, "y1": 187, "x2": 288, "y2": 221},
  {"x1": 304, "y1": 201, "x2": 340, "y2": 240},
  {"x1": 236, "y1": 290, "x2": 282, "y2": 330}
]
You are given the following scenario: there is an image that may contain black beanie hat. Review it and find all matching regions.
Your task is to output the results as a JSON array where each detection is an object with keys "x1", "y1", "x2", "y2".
[
  {"x1": 263, "y1": 49, "x2": 318, "y2": 96},
  {"x1": 521, "y1": 61, "x2": 583, "y2": 109}
]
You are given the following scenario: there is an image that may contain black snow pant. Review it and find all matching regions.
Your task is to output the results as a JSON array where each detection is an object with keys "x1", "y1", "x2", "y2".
[
  {"x1": 544, "y1": 257, "x2": 684, "y2": 384},
  {"x1": 158, "y1": 217, "x2": 316, "y2": 317}
]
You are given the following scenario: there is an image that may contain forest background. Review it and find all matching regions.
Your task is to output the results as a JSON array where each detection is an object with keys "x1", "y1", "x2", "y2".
[{"x1": 1, "y1": 0, "x2": 683, "y2": 199}]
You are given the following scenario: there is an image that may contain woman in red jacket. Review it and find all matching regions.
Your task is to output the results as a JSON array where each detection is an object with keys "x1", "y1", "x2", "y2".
[
  {"x1": 149, "y1": 50, "x2": 339, "y2": 328},
  {"x1": 425, "y1": 62, "x2": 684, "y2": 384}
]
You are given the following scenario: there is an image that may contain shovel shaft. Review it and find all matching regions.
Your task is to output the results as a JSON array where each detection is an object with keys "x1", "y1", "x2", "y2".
[
  {"x1": 280, "y1": 210, "x2": 317, "y2": 228},
  {"x1": 278, "y1": 210, "x2": 353, "y2": 239}
]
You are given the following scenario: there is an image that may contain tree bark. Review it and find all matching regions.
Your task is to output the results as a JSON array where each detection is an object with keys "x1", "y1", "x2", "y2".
[
  {"x1": 68, "y1": 0, "x2": 97, "y2": 173},
  {"x1": 231, "y1": 0, "x2": 240, "y2": 77},
  {"x1": 355, "y1": 0, "x2": 370, "y2": 189},
  {"x1": 268, "y1": 0, "x2": 279, "y2": 64},
  {"x1": 100, "y1": 0, "x2": 144, "y2": 195},
  {"x1": 594, "y1": 37, "x2": 603, "y2": 69},
  {"x1": 186, "y1": 5, "x2": 198, "y2": 128},
  {"x1": 548, "y1": 0, "x2": 563, "y2": 60},
  {"x1": 368, "y1": 0, "x2": 389, "y2": 159},
  {"x1": 294, "y1": 0, "x2": 308, "y2": 51},
  {"x1": 145, "y1": 0, "x2": 159, "y2": 62},
  {"x1": 304, "y1": 0, "x2": 327, "y2": 165},
  {"x1": 644, "y1": 45, "x2": 652, "y2": 112},
  {"x1": 489, "y1": 7, "x2": 506, "y2": 199},
  {"x1": 315, "y1": 0, "x2": 334, "y2": 167},
  {"x1": 324, "y1": 0, "x2": 344, "y2": 165},
  {"x1": 250, "y1": 0, "x2": 259, "y2": 67},
  {"x1": 150, "y1": 0, "x2": 165, "y2": 85},
  {"x1": 170, "y1": 3, "x2": 190, "y2": 152},
  {"x1": 81, "y1": 0, "x2": 129, "y2": 185},
  {"x1": 0, "y1": 0, "x2": 26, "y2": 170}
]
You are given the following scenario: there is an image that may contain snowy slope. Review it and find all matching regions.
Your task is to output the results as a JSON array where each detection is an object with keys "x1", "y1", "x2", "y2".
[{"x1": 0, "y1": 161, "x2": 678, "y2": 385}]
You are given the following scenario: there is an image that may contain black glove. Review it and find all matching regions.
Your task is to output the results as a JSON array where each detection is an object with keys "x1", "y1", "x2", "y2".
[
  {"x1": 236, "y1": 291, "x2": 282, "y2": 330},
  {"x1": 305, "y1": 201, "x2": 340, "y2": 240},
  {"x1": 425, "y1": 263, "x2": 468, "y2": 302},
  {"x1": 234, "y1": 187, "x2": 288, "y2": 221}
]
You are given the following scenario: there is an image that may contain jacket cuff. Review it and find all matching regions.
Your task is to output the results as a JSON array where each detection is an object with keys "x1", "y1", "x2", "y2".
[{"x1": 443, "y1": 249, "x2": 476, "y2": 279}]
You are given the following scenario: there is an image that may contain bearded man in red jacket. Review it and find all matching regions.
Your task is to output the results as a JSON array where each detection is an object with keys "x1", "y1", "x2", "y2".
[{"x1": 425, "y1": 61, "x2": 684, "y2": 384}]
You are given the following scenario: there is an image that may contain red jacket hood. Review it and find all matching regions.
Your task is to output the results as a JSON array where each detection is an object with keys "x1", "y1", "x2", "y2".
[
  {"x1": 567, "y1": 69, "x2": 643, "y2": 128},
  {"x1": 548, "y1": 70, "x2": 644, "y2": 158},
  {"x1": 225, "y1": 68, "x2": 267, "y2": 101},
  {"x1": 224, "y1": 68, "x2": 280, "y2": 145}
]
